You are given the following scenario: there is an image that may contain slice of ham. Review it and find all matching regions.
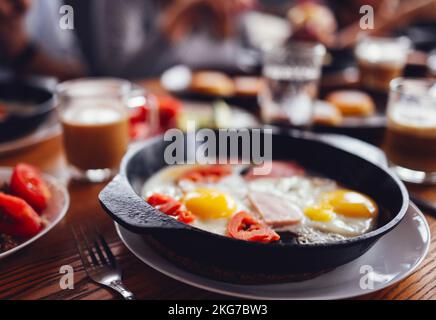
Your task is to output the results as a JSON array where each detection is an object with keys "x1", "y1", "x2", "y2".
[
  {"x1": 248, "y1": 191, "x2": 303, "y2": 227},
  {"x1": 243, "y1": 161, "x2": 305, "y2": 181}
]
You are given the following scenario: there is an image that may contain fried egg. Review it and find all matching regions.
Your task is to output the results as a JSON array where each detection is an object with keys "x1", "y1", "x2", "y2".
[
  {"x1": 143, "y1": 165, "x2": 249, "y2": 236},
  {"x1": 143, "y1": 165, "x2": 379, "y2": 244},
  {"x1": 183, "y1": 188, "x2": 237, "y2": 219},
  {"x1": 303, "y1": 189, "x2": 378, "y2": 237}
]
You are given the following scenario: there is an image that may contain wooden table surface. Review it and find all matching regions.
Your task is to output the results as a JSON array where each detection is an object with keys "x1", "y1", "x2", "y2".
[{"x1": 0, "y1": 82, "x2": 435, "y2": 300}]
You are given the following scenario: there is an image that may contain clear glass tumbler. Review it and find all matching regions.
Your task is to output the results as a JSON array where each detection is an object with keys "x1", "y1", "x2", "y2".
[{"x1": 259, "y1": 41, "x2": 326, "y2": 127}]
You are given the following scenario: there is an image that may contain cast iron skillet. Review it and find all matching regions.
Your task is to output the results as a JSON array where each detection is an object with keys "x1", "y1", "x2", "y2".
[
  {"x1": 99, "y1": 130, "x2": 409, "y2": 274},
  {"x1": 0, "y1": 78, "x2": 55, "y2": 143}
]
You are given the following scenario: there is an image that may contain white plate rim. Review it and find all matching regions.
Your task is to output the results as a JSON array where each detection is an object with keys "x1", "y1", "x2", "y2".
[
  {"x1": 0, "y1": 168, "x2": 70, "y2": 260},
  {"x1": 115, "y1": 203, "x2": 430, "y2": 300}
]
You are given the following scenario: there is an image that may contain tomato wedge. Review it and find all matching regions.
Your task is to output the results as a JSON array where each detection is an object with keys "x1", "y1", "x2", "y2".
[
  {"x1": 176, "y1": 208, "x2": 196, "y2": 224},
  {"x1": 227, "y1": 211, "x2": 280, "y2": 243},
  {"x1": 177, "y1": 165, "x2": 232, "y2": 183},
  {"x1": 10, "y1": 163, "x2": 51, "y2": 212},
  {"x1": 128, "y1": 105, "x2": 147, "y2": 125},
  {"x1": 0, "y1": 192, "x2": 42, "y2": 238},
  {"x1": 129, "y1": 123, "x2": 151, "y2": 140},
  {"x1": 156, "y1": 95, "x2": 182, "y2": 128},
  {"x1": 147, "y1": 193, "x2": 174, "y2": 207},
  {"x1": 147, "y1": 193, "x2": 195, "y2": 223}
]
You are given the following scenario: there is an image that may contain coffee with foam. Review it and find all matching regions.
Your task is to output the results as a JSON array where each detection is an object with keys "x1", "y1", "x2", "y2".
[
  {"x1": 385, "y1": 80, "x2": 436, "y2": 172},
  {"x1": 356, "y1": 37, "x2": 410, "y2": 92}
]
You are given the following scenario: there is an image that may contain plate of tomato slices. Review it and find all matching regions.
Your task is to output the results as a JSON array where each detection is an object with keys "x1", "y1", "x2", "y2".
[{"x1": 0, "y1": 163, "x2": 69, "y2": 259}]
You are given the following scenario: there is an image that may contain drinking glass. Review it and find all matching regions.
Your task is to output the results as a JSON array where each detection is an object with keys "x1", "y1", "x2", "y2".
[
  {"x1": 384, "y1": 78, "x2": 436, "y2": 184},
  {"x1": 355, "y1": 36, "x2": 411, "y2": 92},
  {"x1": 428, "y1": 50, "x2": 436, "y2": 78},
  {"x1": 57, "y1": 78, "x2": 157, "y2": 183},
  {"x1": 259, "y1": 41, "x2": 326, "y2": 127}
]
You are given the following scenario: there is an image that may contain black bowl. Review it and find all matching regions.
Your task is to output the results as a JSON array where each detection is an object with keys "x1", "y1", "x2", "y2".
[
  {"x1": 99, "y1": 130, "x2": 408, "y2": 274},
  {"x1": 0, "y1": 78, "x2": 55, "y2": 143}
]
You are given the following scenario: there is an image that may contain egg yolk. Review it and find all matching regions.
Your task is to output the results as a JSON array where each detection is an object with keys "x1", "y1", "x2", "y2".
[
  {"x1": 183, "y1": 188, "x2": 237, "y2": 219},
  {"x1": 304, "y1": 205, "x2": 336, "y2": 222},
  {"x1": 321, "y1": 189, "x2": 378, "y2": 218}
]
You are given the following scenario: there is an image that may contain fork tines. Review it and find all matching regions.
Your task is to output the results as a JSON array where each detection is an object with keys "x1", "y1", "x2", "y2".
[{"x1": 72, "y1": 226, "x2": 118, "y2": 271}]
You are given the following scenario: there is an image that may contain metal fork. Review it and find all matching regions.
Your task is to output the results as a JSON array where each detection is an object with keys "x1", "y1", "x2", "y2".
[{"x1": 72, "y1": 226, "x2": 136, "y2": 300}]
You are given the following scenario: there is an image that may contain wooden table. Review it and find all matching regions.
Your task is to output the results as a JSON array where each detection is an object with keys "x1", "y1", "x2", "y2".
[{"x1": 0, "y1": 85, "x2": 435, "y2": 300}]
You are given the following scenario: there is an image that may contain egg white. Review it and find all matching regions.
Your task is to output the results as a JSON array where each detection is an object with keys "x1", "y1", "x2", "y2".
[{"x1": 143, "y1": 165, "x2": 378, "y2": 243}]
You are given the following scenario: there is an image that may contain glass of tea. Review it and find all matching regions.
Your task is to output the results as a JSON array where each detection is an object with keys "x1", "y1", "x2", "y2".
[
  {"x1": 384, "y1": 78, "x2": 436, "y2": 184},
  {"x1": 259, "y1": 41, "x2": 326, "y2": 128},
  {"x1": 57, "y1": 78, "x2": 157, "y2": 183},
  {"x1": 355, "y1": 36, "x2": 411, "y2": 92}
]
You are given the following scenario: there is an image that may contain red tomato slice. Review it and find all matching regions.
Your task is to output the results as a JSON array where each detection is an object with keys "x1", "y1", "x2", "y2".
[
  {"x1": 147, "y1": 193, "x2": 174, "y2": 207},
  {"x1": 177, "y1": 165, "x2": 232, "y2": 183},
  {"x1": 146, "y1": 193, "x2": 195, "y2": 223},
  {"x1": 10, "y1": 163, "x2": 51, "y2": 212},
  {"x1": 158, "y1": 201, "x2": 183, "y2": 216},
  {"x1": 227, "y1": 211, "x2": 280, "y2": 243},
  {"x1": 156, "y1": 95, "x2": 182, "y2": 128},
  {"x1": 129, "y1": 123, "x2": 150, "y2": 140},
  {"x1": 175, "y1": 209, "x2": 195, "y2": 223},
  {"x1": 128, "y1": 106, "x2": 147, "y2": 125},
  {"x1": 0, "y1": 192, "x2": 42, "y2": 238}
]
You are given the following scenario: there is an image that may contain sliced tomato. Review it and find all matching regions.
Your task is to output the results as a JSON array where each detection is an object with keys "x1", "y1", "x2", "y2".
[
  {"x1": 158, "y1": 200, "x2": 183, "y2": 216},
  {"x1": 146, "y1": 193, "x2": 195, "y2": 223},
  {"x1": 10, "y1": 163, "x2": 51, "y2": 212},
  {"x1": 147, "y1": 193, "x2": 173, "y2": 206},
  {"x1": 156, "y1": 95, "x2": 182, "y2": 128},
  {"x1": 176, "y1": 209, "x2": 195, "y2": 224},
  {"x1": 128, "y1": 95, "x2": 181, "y2": 137},
  {"x1": 227, "y1": 211, "x2": 280, "y2": 243},
  {"x1": 243, "y1": 161, "x2": 305, "y2": 180},
  {"x1": 129, "y1": 123, "x2": 150, "y2": 140},
  {"x1": 177, "y1": 165, "x2": 232, "y2": 183},
  {"x1": 128, "y1": 105, "x2": 147, "y2": 125},
  {"x1": 0, "y1": 192, "x2": 42, "y2": 238}
]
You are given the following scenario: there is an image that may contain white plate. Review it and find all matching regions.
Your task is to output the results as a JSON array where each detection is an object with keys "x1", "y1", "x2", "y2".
[
  {"x1": 0, "y1": 168, "x2": 69, "y2": 260},
  {"x1": 115, "y1": 203, "x2": 430, "y2": 300},
  {"x1": 0, "y1": 113, "x2": 61, "y2": 156}
]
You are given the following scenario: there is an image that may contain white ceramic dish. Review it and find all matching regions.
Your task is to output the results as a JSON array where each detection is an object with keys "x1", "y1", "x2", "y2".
[
  {"x1": 0, "y1": 168, "x2": 69, "y2": 260},
  {"x1": 116, "y1": 203, "x2": 430, "y2": 300}
]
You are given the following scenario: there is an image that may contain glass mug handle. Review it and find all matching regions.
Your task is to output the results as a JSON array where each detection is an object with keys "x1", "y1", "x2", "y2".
[{"x1": 127, "y1": 84, "x2": 159, "y2": 139}]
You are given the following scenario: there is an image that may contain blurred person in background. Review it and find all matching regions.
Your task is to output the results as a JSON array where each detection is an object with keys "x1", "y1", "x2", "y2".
[
  {"x1": 0, "y1": 0, "x2": 84, "y2": 80},
  {"x1": 332, "y1": 0, "x2": 436, "y2": 48},
  {"x1": 287, "y1": 0, "x2": 436, "y2": 48},
  {"x1": 2, "y1": 0, "x2": 435, "y2": 81},
  {"x1": 0, "y1": 0, "x2": 254, "y2": 79}
]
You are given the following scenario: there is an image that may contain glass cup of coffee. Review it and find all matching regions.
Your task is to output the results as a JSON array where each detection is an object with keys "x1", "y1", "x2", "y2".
[
  {"x1": 384, "y1": 78, "x2": 436, "y2": 184},
  {"x1": 355, "y1": 36, "x2": 411, "y2": 92},
  {"x1": 259, "y1": 41, "x2": 326, "y2": 127},
  {"x1": 57, "y1": 78, "x2": 157, "y2": 183},
  {"x1": 428, "y1": 50, "x2": 436, "y2": 79}
]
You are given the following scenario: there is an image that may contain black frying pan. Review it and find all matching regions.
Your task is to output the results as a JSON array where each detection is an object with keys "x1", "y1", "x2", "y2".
[
  {"x1": 99, "y1": 130, "x2": 408, "y2": 274},
  {"x1": 0, "y1": 78, "x2": 55, "y2": 143}
]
